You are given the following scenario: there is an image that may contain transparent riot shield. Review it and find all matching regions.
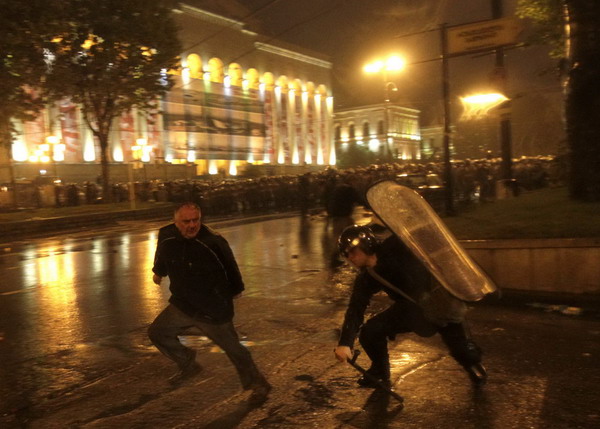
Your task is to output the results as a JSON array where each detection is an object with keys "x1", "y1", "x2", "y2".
[{"x1": 366, "y1": 180, "x2": 496, "y2": 302}]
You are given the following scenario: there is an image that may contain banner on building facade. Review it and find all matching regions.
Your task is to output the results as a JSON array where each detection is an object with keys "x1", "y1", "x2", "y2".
[
  {"x1": 58, "y1": 99, "x2": 80, "y2": 162},
  {"x1": 23, "y1": 112, "x2": 45, "y2": 157},
  {"x1": 262, "y1": 89, "x2": 275, "y2": 163},
  {"x1": 162, "y1": 79, "x2": 266, "y2": 161},
  {"x1": 119, "y1": 110, "x2": 135, "y2": 160},
  {"x1": 278, "y1": 90, "x2": 290, "y2": 164}
]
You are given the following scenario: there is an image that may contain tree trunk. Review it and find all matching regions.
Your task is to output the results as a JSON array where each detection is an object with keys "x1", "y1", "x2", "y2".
[
  {"x1": 564, "y1": 0, "x2": 600, "y2": 201},
  {"x1": 98, "y1": 133, "x2": 112, "y2": 204},
  {"x1": 0, "y1": 117, "x2": 18, "y2": 207}
]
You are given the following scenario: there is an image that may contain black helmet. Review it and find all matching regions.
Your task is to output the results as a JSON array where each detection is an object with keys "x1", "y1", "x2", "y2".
[{"x1": 338, "y1": 225, "x2": 379, "y2": 257}]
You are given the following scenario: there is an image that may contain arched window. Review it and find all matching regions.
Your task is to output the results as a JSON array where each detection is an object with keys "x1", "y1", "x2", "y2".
[
  {"x1": 245, "y1": 68, "x2": 260, "y2": 89},
  {"x1": 186, "y1": 54, "x2": 202, "y2": 79},
  {"x1": 276, "y1": 75, "x2": 289, "y2": 92},
  {"x1": 262, "y1": 72, "x2": 275, "y2": 90},
  {"x1": 377, "y1": 120, "x2": 385, "y2": 136},
  {"x1": 349, "y1": 123, "x2": 356, "y2": 142},
  {"x1": 362, "y1": 122, "x2": 370, "y2": 140},
  {"x1": 228, "y1": 63, "x2": 243, "y2": 86},
  {"x1": 208, "y1": 57, "x2": 224, "y2": 83},
  {"x1": 335, "y1": 125, "x2": 341, "y2": 142}
]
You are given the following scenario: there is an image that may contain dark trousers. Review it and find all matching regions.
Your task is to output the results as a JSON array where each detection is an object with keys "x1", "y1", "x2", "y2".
[
  {"x1": 148, "y1": 304, "x2": 265, "y2": 389},
  {"x1": 358, "y1": 302, "x2": 482, "y2": 380}
]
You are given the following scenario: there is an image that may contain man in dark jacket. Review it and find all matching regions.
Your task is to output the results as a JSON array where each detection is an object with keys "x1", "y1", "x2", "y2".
[
  {"x1": 149, "y1": 202, "x2": 270, "y2": 400},
  {"x1": 333, "y1": 224, "x2": 487, "y2": 389}
]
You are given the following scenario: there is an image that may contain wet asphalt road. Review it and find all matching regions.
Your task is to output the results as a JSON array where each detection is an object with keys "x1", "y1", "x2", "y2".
[{"x1": 0, "y1": 212, "x2": 599, "y2": 428}]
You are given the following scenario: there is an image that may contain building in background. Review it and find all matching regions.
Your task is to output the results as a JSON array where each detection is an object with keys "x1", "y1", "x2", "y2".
[
  {"x1": 334, "y1": 103, "x2": 421, "y2": 162},
  {"x1": 7, "y1": 2, "x2": 335, "y2": 182},
  {"x1": 420, "y1": 124, "x2": 457, "y2": 161}
]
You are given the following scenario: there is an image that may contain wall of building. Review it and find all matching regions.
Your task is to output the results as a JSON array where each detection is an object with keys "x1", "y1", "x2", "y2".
[{"x1": 334, "y1": 103, "x2": 421, "y2": 161}]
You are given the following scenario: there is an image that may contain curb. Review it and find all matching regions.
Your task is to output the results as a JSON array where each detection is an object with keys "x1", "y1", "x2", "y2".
[
  {"x1": 0, "y1": 208, "x2": 302, "y2": 241},
  {"x1": 0, "y1": 206, "x2": 173, "y2": 239}
]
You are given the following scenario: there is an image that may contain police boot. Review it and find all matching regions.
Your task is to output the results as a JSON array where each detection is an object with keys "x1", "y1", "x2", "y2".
[
  {"x1": 357, "y1": 363, "x2": 390, "y2": 388},
  {"x1": 464, "y1": 362, "x2": 487, "y2": 386}
]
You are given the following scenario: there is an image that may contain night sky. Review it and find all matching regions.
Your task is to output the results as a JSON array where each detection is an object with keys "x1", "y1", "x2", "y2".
[{"x1": 184, "y1": 0, "x2": 564, "y2": 157}]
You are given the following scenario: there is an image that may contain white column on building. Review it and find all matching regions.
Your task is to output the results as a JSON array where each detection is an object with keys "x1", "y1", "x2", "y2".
[
  {"x1": 81, "y1": 105, "x2": 96, "y2": 162},
  {"x1": 275, "y1": 86, "x2": 284, "y2": 164},
  {"x1": 301, "y1": 91, "x2": 310, "y2": 164},
  {"x1": 110, "y1": 116, "x2": 123, "y2": 162},
  {"x1": 314, "y1": 94, "x2": 323, "y2": 165},
  {"x1": 326, "y1": 96, "x2": 335, "y2": 165},
  {"x1": 289, "y1": 89, "x2": 299, "y2": 164}
]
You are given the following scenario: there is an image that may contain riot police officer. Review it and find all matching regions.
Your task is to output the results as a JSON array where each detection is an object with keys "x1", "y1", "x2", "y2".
[{"x1": 333, "y1": 224, "x2": 487, "y2": 388}]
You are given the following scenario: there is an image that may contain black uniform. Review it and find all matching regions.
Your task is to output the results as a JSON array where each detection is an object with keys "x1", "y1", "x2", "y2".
[{"x1": 338, "y1": 234, "x2": 483, "y2": 382}]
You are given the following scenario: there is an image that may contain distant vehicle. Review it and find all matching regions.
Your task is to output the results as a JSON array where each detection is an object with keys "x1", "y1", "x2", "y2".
[{"x1": 395, "y1": 173, "x2": 445, "y2": 213}]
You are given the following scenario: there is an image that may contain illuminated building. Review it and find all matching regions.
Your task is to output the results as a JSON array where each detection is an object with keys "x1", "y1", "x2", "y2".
[
  {"x1": 5, "y1": 2, "x2": 335, "y2": 181},
  {"x1": 334, "y1": 103, "x2": 421, "y2": 161}
]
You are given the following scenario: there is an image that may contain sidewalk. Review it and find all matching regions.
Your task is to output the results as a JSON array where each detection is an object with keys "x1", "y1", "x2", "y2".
[
  {"x1": 0, "y1": 203, "x2": 173, "y2": 240},
  {"x1": 0, "y1": 203, "x2": 300, "y2": 241}
]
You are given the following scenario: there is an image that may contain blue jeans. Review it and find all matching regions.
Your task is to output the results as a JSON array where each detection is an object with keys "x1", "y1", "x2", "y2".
[{"x1": 148, "y1": 304, "x2": 265, "y2": 389}]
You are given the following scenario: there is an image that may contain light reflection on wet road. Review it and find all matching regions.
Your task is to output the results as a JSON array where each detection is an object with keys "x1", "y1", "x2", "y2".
[
  {"x1": 2, "y1": 212, "x2": 600, "y2": 428},
  {"x1": 0, "y1": 213, "x2": 347, "y2": 411}
]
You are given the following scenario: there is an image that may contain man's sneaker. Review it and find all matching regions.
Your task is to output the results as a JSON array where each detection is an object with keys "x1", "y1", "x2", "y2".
[
  {"x1": 465, "y1": 363, "x2": 487, "y2": 386},
  {"x1": 168, "y1": 361, "x2": 203, "y2": 385},
  {"x1": 248, "y1": 380, "x2": 272, "y2": 404}
]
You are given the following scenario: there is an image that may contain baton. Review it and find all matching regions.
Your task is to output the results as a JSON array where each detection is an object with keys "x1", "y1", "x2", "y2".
[{"x1": 347, "y1": 350, "x2": 404, "y2": 403}]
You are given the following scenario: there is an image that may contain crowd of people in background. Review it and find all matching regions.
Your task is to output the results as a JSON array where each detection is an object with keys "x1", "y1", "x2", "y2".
[{"x1": 5, "y1": 155, "x2": 566, "y2": 215}]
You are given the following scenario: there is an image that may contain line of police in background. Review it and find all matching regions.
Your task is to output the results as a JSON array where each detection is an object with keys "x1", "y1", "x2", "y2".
[{"x1": 3, "y1": 155, "x2": 566, "y2": 215}]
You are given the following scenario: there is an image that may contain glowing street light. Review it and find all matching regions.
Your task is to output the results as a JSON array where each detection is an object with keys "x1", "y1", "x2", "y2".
[
  {"x1": 461, "y1": 92, "x2": 507, "y2": 105},
  {"x1": 363, "y1": 55, "x2": 406, "y2": 74},
  {"x1": 363, "y1": 55, "x2": 406, "y2": 160},
  {"x1": 460, "y1": 92, "x2": 509, "y2": 120}
]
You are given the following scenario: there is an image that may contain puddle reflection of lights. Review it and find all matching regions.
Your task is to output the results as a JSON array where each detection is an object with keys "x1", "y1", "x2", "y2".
[
  {"x1": 91, "y1": 239, "x2": 106, "y2": 274},
  {"x1": 35, "y1": 246, "x2": 82, "y2": 347},
  {"x1": 120, "y1": 235, "x2": 131, "y2": 266},
  {"x1": 390, "y1": 353, "x2": 417, "y2": 366},
  {"x1": 180, "y1": 336, "x2": 259, "y2": 353}
]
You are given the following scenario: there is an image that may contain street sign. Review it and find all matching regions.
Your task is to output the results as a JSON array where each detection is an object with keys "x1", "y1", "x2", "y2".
[{"x1": 447, "y1": 17, "x2": 523, "y2": 56}]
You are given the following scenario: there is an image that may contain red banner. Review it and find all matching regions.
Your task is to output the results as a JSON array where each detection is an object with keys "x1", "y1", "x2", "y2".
[{"x1": 58, "y1": 99, "x2": 80, "y2": 162}]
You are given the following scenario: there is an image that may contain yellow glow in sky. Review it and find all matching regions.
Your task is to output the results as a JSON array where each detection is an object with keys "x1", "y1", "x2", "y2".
[
  {"x1": 461, "y1": 93, "x2": 508, "y2": 105},
  {"x1": 364, "y1": 55, "x2": 406, "y2": 74},
  {"x1": 460, "y1": 92, "x2": 509, "y2": 120}
]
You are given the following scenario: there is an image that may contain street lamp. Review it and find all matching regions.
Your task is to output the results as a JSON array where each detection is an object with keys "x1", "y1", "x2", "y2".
[
  {"x1": 129, "y1": 137, "x2": 151, "y2": 209},
  {"x1": 28, "y1": 136, "x2": 65, "y2": 176},
  {"x1": 364, "y1": 55, "x2": 406, "y2": 160},
  {"x1": 460, "y1": 93, "x2": 508, "y2": 120}
]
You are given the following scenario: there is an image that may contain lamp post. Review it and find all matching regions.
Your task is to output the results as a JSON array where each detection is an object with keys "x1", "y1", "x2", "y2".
[
  {"x1": 491, "y1": 0, "x2": 513, "y2": 180},
  {"x1": 44, "y1": 135, "x2": 65, "y2": 177},
  {"x1": 364, "y1": 55, "x2": 405, "y2": 161},
  {"x1": 129, "y1": 138, "x2": 148, "y2": 210}
]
